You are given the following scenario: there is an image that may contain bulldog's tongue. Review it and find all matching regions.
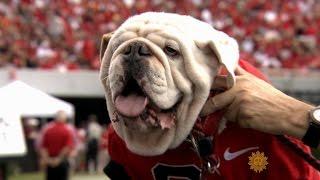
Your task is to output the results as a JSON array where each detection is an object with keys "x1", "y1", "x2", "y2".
[{"x1": 115, "y1": 94, "x2": 148, "y2": 117}]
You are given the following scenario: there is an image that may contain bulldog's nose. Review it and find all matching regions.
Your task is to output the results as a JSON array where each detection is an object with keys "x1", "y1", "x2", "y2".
[{"x1": 123, "y1": 42, "x2": 151, "y2": 58}]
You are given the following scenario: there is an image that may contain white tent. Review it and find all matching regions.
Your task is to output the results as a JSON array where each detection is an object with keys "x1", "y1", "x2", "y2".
[{"x1": 0, "y1": 81, "x2": 74, "y2": 118}]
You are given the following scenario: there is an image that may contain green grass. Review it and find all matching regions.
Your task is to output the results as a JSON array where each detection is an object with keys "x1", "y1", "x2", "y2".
[
  {"x1": 9, "y1": 172, "x2": 108, "y2": 180},
  {"x1": 9, "y1": 172, "x2": 43, "y2": 180}
]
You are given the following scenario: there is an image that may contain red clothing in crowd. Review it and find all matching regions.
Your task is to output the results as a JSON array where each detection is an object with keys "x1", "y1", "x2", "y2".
[
  {"x1": 100, "y1": 125, "x2": 110, "y2": 151},
  {"x1": 40, "y1": 121, "x2": 74, "y2": 157},
  {"x1": 105, "y1": 60, "x2": 320, "y2": 179},
  {"x1": 1, "y1": 1, "x2": 320, "y2": 70}
]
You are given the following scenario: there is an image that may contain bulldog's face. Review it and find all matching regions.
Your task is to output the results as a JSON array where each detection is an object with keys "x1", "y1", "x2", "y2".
[{"x1": 100, "y1": 12, "x2": 239, "y2": 156}]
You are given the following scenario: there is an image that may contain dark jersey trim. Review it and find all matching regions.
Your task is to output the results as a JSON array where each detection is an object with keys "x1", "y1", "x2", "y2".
[{"x1": 103, "y1": 160, "x2": 130, "y2": 180}]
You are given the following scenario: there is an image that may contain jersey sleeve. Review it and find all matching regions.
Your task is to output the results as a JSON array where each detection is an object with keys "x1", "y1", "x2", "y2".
[
  {"x1": 103, "y1": 160, "x2": 131, "y2": 180},
  {"x1": 238, "y1": 59, "x2": 269, "y2": 82},
  {"x1": 264, "y1": 135, "x2": 319, "y2": 179}
]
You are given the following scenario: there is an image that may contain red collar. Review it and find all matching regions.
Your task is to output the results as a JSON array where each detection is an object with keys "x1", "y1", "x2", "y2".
[
  {"x1": 192, "y1": 90, "x2": 225, "y2": 137},
  {"x1": 193, "y1": 110, "x2": 224, "y2": 138}
]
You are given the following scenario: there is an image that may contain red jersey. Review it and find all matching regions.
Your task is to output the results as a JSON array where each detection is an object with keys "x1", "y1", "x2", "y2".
[
  {"x1": 40, "y1": 121, "x2": 74, "y2": 157},
  {"x1": 105, "y1": 60, "x2": 320, "y2": 179}
]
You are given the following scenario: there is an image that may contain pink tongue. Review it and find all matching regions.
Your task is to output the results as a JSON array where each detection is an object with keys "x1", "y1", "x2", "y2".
[{"x1": 115, "y1": 94, "x2": 148, "y2": 117}]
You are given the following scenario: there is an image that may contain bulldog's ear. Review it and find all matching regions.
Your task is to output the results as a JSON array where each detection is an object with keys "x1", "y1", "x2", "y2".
[
  {"x1": 197, "y1": 31, "x2": 239, "y2": 88},
  {"x1": 100, "y1": 32, "x2": 114, "y2": 61}
]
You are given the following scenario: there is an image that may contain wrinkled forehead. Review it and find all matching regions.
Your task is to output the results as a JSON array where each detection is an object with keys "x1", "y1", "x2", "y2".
[
  {"x1": 122, "y1": 12, "x2": 196, "y2": 32},
  {"x1": 110, "y1": 12, "x2": 213, "y2": 47}
]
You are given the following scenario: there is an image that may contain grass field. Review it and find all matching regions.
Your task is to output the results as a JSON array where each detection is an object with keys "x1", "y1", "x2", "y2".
[{"x1": 9, "y1": 172, "x2": 108, "y2": 180}]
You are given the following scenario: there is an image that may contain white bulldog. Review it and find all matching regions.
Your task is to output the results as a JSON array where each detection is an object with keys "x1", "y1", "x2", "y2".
[{"x1": 100, "y1": 12, "x2": 238, "y2": 156}]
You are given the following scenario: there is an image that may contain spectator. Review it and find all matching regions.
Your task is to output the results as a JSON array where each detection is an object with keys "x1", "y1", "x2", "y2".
[
  {"x1": 97, "y1": 124, "x2": 111, "y2": 173},
  {"x1": 20, "y1": 118, "x2": 40, "y2": 172},
  {"x1": 0, "y1": 0, "x2": 319, "y2": 70},
  {"x1": 85, "y1": 114, "x2": 102, "y2": 174},
  {"x1": 74, "y1": 122, "x2": 87, "y2": 172},
  {"x1": 66, "y1": 122, "x2": 80, "y2": 174},
  {"x1": 39, "y1": 110, "x2": 74, "y2": 180}
]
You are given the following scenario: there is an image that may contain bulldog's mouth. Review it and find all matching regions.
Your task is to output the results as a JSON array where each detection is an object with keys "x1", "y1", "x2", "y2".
[{"x1": 114, "y1": 77, "x2": 177, "y2": 130}]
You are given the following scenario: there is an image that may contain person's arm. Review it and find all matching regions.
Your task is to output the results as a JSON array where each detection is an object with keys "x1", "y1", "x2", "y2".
[
  {"x1": 56, "y1": 126, "x2": 75, "y2": 161},
  {"x1": 49, "y1": 146, "x2": 71, "y2": 167},
  {"x1": 55, "y1": 146, "x2": 70, "y2": 160},
  {"x1": 202, "y1": 66, "x2": 315, "y2": 146},
  {"x1": 39, "y1": 148, "x2": 50, "y2": 169},
  {"x1": 39, "y1": 130, "x2": 51, "y2": 169}
]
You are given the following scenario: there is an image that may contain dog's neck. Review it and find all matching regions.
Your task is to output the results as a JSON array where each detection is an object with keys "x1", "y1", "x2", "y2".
[
  {"x1": 193, "y1": 110, "x2": 224, "y2": 138},
  {"x1": 186, "y1": 90, "x2": 225, "y2": 152},
  {"x1": 185, "y1": 98, "x2": 225, "y2": 176},
  {"x1": 193, "y1": 90, "x2": 225, "y2": 136}
]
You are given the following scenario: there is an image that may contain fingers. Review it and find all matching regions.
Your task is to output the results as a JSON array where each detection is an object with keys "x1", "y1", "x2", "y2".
[
  {"x1": 202, "y1": 79, "x2": 238, "y2": 116},
  {"x1": 212, "y1": 66, "x2": 249, "y2": 90},
  {"x1": 203, "y1": 65, "x2": 248, "y2": 117},
  {"x1": 211, "y1": 75, "x2": 228, "y2": 90},
  {"x1": 223, "y1": 97, "x2": 240, "y2": 122},
  {"x1": 234, "y1": 66, "x2": 248, "y2": 75},
  {"x1": 201, "y1": 87, "x2": 236, "y2": 116},
  {"x1": 200, "y1": 99, "x2": 216, "y2": 117},
  {"x1": 212, "y1": 89, "x2": 236, "y2": 111}
]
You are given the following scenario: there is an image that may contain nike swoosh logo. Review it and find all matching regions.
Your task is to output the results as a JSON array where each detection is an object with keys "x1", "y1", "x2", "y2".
[{"x1": 224, "y1": 146, "x2": 259, "y2": 161}]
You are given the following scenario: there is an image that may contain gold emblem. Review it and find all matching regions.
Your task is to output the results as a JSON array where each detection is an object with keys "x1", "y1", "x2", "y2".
[{"x1": 248, "y1": 151, "x2": 268, "y2": 173}]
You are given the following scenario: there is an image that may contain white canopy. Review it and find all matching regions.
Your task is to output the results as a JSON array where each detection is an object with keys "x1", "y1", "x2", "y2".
[{"x1": 0, "y1": 80, "x2": 74, "y2": 117}]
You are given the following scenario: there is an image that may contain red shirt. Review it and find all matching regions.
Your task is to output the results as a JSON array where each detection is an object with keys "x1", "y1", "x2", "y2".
[
  {"x1": 106, "y1": 60, "x2": 320, "y2": 179},
  {"x1": 100, "y1": 125, "x2": 111, "y2": 150},
  {"x1": 41, "y1": 121, "x2": 74, "y2": 157}
]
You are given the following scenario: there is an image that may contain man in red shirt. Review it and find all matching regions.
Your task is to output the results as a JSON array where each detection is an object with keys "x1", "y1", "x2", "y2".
[{"x1": 39, "y1": 110, "x2": 74, "y2": 180}]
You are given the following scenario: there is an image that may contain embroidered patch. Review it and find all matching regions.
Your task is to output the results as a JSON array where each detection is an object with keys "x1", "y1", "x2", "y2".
[{"x1": 248, "y1": 151, "x2": 268, "y2": 173}]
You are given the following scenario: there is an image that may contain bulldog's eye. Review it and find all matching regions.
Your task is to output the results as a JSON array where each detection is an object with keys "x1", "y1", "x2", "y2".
[{"x1": 164, "y1": 46, "x2": 179, "y2": 57}]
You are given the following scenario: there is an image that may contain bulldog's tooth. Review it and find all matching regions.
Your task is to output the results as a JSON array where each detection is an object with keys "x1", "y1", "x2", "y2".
[
  {"x1": 145, "y1": 116, "x2": 151, "y2": 123},
  {"x1": 148, "y1": 109, "x2": 157, "y2": 117},
  {"x1": 147, "y1": 116, "x2": 160, "y2": 127},
  {"x1": 151, "y1": 118, "x2": 156, "y2": 124},
  {"x1": 150, "y1": 112, "x2": 157, "y2": 120},
  {"x1": 170, "y1": 111, "x2": 177, "y2": 122}
]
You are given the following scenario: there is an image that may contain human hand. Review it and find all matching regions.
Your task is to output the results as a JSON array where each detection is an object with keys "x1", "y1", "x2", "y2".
[
  {"x1": 201, "y1": 66, "x2": 314, "y2": 139},
  {"x1": 48, "y1": 157, "x2": 62, "y2": 167},
  {"x1": 39, "y1": 157, "x2": 49, "y2": 170}
]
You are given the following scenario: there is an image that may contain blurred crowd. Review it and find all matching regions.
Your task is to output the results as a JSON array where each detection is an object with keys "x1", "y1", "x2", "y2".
[
  {"x1": 22, "y1": 112, "x2": 109, "y2": 177},
  {"x1": 0, "y1": 0, "x2": 319, "y2": 70}
]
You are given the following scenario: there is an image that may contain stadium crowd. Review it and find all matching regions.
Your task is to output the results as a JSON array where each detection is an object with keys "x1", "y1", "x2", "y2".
[{"x1": 0, "y1": 0, "x2": 319, "y2": 70}]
